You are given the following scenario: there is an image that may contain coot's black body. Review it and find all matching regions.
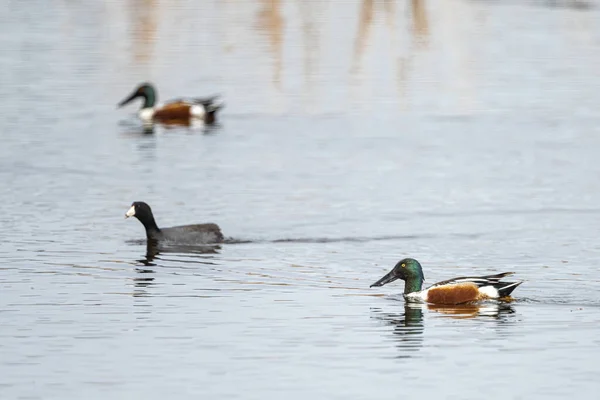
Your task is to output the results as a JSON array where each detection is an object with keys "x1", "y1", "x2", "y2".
[{"x1": 125, "y1": 201, "x2": 224, "y2": 245}]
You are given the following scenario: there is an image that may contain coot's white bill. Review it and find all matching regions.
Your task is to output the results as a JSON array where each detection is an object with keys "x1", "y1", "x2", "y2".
[{"x1": 125, "y1": 205, "x2": 136, "y2": 218}]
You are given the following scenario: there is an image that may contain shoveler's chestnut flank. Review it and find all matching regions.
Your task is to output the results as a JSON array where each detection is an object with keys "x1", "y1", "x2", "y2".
[
  {"x1": 370, "y1": 258, "x2": 523, "y2": 305},
  {"x1": 118, "y1": 82, "x2": 224, "y2": 125}
]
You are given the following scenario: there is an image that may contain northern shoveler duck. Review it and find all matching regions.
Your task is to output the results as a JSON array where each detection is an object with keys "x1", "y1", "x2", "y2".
[
  {"x1": 370, "y1": 258, "x2": 523, "y2": 305},
  {"x1": 118, "y1": 83, "x2": 224, "y2": 125}
]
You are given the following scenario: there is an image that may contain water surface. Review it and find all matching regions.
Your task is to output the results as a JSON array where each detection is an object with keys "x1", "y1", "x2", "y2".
[{"x1": 2, "y1": 1, "x2": 600, "y2": 399}]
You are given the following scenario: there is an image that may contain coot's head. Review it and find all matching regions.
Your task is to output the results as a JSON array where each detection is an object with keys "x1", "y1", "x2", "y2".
[{"x1": 125, "y1": 201, "x2": 158, "y2": 228}]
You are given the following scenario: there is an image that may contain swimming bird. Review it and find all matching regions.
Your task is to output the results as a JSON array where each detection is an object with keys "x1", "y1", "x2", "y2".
[
  {"x1": 118, "y1": 82, "x2": 224, "y2": 125},
  {"x1": 370, "y1": 258, "x2": 523, "y2": 305},
  {"x1": 125, "y1": 201, "x2": 224, "y2": 245}
]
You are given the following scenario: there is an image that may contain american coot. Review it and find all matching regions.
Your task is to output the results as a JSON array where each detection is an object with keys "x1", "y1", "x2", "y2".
[
  {"x1": 125, "y1": 201, "x2": 224, "y2": 245},
  {"x1": 370, "y1": 258, "x2": 523, "y2": 305},
  {"x1": 117, "y1": 82, "x2": 225, "y2": 125}
]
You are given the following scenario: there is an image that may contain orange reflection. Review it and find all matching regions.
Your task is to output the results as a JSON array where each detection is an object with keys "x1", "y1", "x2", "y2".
[
  {"x1": 256, "y1": 0, "x2": 284, "y2": 88},
  {"x1": 130, "y1": 0, "x2": 158, "y2": 64},
  {"x1": 351, "y1": 0, "x2": 431, "y2": 109},
  {"x1": 351, "y1": 0, "x2": 374, "y2": 76},
  {"x1": 428, "y1": 302, "x2": 514, "y2": 319},
  {"x1": 299, "y1": 0, "x2": 321, "y2": 111},
  {"x1": 411, "y1": 0, "x2": 429, "y2": 47}
]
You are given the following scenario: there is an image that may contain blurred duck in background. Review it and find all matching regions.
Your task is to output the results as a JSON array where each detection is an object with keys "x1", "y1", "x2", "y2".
[{"x1": 118, "y1": 82, "x2": 225, "y2": 125}]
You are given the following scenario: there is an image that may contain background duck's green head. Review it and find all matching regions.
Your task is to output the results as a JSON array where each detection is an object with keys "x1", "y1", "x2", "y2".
[
  {"x1": 118, "y1": 82, "x2": 157, "y2": 109},
  {"x1": 370, "y1": 258, "x2": 425, "y2": 294}
]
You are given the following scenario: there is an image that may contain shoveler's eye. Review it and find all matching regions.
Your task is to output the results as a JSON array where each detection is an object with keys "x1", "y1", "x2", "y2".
[{"x1": 401, "y1": 263, "x2": 406, "y2": 268}]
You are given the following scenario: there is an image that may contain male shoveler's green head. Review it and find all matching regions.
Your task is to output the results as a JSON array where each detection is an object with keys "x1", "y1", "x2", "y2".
[
  {"x1": 118, "y1": 82, "x2": 157, "y2": 109},
  {"x1": 370, "y1": 257, "x2": 425, "y2": 294}
]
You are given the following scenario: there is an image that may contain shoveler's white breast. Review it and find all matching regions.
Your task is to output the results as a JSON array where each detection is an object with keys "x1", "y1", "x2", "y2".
[
  {"x1": 190, "y1": 105, "x2": 206, "y2": 119},
  {"x1": 138, "y1": 108, "x2": 155, "y2": 121},
  {"x1": 405, "y1": 291, "x2": 428, "y2": 302}
]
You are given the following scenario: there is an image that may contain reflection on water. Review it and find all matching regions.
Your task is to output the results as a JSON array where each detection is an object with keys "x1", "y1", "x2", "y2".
[
  {"x1": 131, "y1": 243, "x2": 222, "y2": 297},
  {"x1": 299, "y1": 0, "x2": 320, "y2": 111},
  {"x1": 141, "y1": 243, "x2": 221, "y2": 265},
  {"x1": 256, "y1": 0, "x2": 283, "y2": 87},
  {"x1": 371, "y1": 301, "x2": 516, "y2": 357},
  {"x1": 4, "y1": 1, "x2": 600, "y2": 399},
  {"x1": 428, "y1": 302, "x2": 516, "y2": 320},
  {"x1": 351, "y1": 0, "x2": 375, "y2": 77},
  {"x1": 129, "y1": 0, "x2": 158, "y2": 64},
  {"x1": 371, "y1": 303, "x2": 424, "y2": 358},
  {"x1": 133, "y1": 268, "x2": 155, "y2": 295},
  {"x1": 410, "y1": 0, "x2": 429, "y2": 46},
  {"x1": 106, "y1": 0, "x2": 597, "y2": 118},
  {"x1": 351, "y1": 0, "x2": 431, "y2": 109},
  {"x1": 119, "y1": 115, "x2": 221, "y2": 134}
]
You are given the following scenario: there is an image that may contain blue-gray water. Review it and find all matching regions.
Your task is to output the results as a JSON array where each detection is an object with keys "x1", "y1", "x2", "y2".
[{"x1": 2, "y1": 1, "x2": 600, "y2": 399}]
